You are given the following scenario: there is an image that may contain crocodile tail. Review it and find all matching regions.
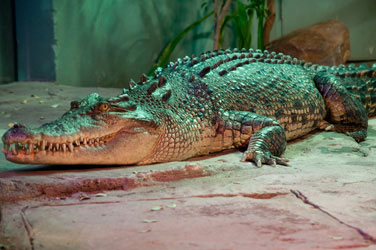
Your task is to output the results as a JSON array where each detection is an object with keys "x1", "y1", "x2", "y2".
[{"x1": 328, "y1": 64, "x2": 376, "y2": 117}]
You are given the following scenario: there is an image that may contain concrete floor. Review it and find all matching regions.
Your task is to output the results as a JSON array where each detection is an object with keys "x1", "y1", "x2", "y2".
[{"x1": 0, "y1": 82, "x2": 376, "y2": 250}]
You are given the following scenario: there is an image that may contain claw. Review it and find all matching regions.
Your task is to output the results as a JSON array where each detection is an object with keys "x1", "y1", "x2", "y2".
[
  {"x1": 275, "y1": 157, "x2": 290, "y2": 166},
  {"x1": 241, "y1": 154, "x2": 247, "y2": 162},
  {"x1": 346, "y1": 130, "x2": 367, "y2": 143},
  {"x1": 269, "y1": 158, "x2": 277, "y2": 168},
  {"x1": 241, "y1": 149, "x2": 289, "y2": 167},
  {"x1": 256, "y1": 157, "x2": 262, "y2": 168}
]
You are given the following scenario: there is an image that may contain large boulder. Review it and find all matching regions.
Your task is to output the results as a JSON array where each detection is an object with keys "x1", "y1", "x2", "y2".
[{"x1": 267, "y1": 20, "x2": 350, "y2": 65}]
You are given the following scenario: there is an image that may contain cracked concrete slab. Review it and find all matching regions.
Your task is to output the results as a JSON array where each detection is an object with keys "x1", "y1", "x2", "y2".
[
  {"x1": 0, "y1": 82, "x2": 375, "y2": 249},
  {"x1": 1, "y1": 190, "x2": 372, "y2": 250}
]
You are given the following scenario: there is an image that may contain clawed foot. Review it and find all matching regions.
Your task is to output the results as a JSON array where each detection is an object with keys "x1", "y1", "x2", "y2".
[
  {"x1": 241, "y1": 150, "x2": 289, "y2": 168},
  {"x1": 346, "y1": 130, "x2": 367, "y2": 143}
]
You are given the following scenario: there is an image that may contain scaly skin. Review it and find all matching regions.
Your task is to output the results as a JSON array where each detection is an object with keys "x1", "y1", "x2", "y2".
[{"x1": 2, "y1": 48, "x2": 376, "y2": 167}]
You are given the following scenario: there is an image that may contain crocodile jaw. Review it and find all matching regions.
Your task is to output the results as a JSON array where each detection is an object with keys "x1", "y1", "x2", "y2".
[{"x1": 2, "y1": 123, "x2": 160, "y2": 165}]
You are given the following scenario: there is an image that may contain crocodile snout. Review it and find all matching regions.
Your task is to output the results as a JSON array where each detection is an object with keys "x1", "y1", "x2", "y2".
[{"x1": 2, "y1": 124, "x2": 32, "y2": 144}]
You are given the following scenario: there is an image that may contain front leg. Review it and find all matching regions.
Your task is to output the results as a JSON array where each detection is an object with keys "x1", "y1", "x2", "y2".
[{"x1": 218, "y1": 111, "x2": 288, "y2": 167}]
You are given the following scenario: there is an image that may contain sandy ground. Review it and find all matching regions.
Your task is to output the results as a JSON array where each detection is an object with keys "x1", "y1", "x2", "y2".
[{"x1": 0, "y1": 82, "x2": 375, "y2": 250}]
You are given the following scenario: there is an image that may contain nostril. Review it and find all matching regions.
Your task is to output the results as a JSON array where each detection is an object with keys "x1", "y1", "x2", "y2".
[
  {"x1": 4, "y1": 124, "x2": 30, "y2": 141},
  {"x1": 13, "y1": 124, "x2": 25, "y2": 129}
]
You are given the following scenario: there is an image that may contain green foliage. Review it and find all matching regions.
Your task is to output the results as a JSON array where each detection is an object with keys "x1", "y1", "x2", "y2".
[
  {"x1": 229, "y1": 1, "x2": 255, "y2": 49},
  {"x1": 216, "y1": 0, "x2": 269, "y2": 50},
  {"x1": 148, "y1": 11, "x2": 214, "y2": 75},
  {"x1": 149, "y1": 0, "x2": 268, "y2": 75},
  {"x1": 254, "y1": 0, "x2": 267, "y2": 50}
]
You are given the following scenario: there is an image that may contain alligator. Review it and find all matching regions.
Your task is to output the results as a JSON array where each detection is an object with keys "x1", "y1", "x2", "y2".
[{"x1": 2, "y1": 48, "x2": 376, "y2": 167}]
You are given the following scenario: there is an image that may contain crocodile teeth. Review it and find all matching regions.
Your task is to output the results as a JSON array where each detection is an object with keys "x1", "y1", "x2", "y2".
[
  {"x1": 4, "y1": 131, "x2": 116, "y2": 157},
  {"x1": 68, "y1": 142, "x2": 74, "y2": 152},
  {"x1": 94, "y1": 138, "x2": 100, "y2": 146},
  {"x1": 41, "y1": 140, "x2": 46, "y2": 151}
]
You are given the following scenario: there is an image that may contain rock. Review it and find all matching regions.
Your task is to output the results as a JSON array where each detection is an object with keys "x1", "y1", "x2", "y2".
[{"x1": 267, "y1": 20, "x2": 350, "y2": 65}]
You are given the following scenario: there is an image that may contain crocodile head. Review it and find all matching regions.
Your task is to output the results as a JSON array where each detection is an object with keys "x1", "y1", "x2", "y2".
[{"x1": 2, "y1": 92, "x2": 162, "y2": 165}]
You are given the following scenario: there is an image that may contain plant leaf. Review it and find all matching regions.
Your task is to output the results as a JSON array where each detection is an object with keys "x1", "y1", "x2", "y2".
[
  {"x1": 219, "y1": 15, "x2": 232, "y2": 48},
  {"x1": 148, "y1": 10, "x2": 214, "y2": 75},
  {"x1": 256, "y1": 0, "x2": 266, "y2": 49}
]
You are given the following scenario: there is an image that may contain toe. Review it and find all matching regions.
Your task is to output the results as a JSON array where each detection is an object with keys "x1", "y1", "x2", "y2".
[{"x1": 242, "y1": 150, "x2": 288, "y2": 167}]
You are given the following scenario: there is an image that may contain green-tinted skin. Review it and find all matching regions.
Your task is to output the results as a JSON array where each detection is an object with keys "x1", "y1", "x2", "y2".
[{"x1": 2, "y1": 48, "x2": 376, "y2": 167}]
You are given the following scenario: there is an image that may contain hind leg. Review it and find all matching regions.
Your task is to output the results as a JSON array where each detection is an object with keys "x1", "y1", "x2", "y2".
[{"x1": 314, "y1": 72, "x2": 368, "y2": 142}]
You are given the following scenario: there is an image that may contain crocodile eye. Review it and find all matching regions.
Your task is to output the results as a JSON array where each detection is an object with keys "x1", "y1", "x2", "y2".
[
  {"x1": 98, "y1": 103, "x2": 110, "y2": 112},
  {"x1": 70, "y1": 101, "x2": 80, "y2": 109}
]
